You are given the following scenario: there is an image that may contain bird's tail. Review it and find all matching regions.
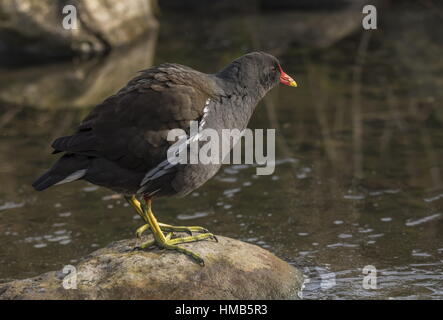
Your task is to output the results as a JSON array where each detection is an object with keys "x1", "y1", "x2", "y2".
[{"x1": 32, "y1": 154, "x2": 89, "y2": 191}]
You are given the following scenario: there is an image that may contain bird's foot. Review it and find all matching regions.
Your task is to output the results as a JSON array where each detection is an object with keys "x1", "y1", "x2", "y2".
[
  {"x1": 135, "y1": 222, "x2": 210, "y2": 238},
  {"x1": 130, "y1": 196, "x2": 216, "y2": 266},
  {"x1": 136, "y1": 231, "x2": 217, "y2": 266},
  {"x1": 158, "y1": 232, "x2": 217, "y2": 266}
]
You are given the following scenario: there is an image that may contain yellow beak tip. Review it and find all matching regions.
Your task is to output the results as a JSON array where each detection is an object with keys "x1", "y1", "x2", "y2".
[{"x1": 290, "y1": 81, "x2": 298, "y2": 87}]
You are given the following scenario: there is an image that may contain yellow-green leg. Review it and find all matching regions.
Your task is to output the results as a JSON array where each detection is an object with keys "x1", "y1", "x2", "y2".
[
  {"x1": 125, "y1": 195, "x2": 151, "y2": 237},
  {"x1": 138, "y1": 196, "x2": 216, "y2": 266},
  {"x1": 125, "y1": 195, "x2": 210, "y2": 238}
]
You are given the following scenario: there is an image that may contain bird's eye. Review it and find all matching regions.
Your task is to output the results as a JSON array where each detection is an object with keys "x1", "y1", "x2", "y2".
[{"x1": 270, "y1": 66, "x2": 279, "y2": 73}]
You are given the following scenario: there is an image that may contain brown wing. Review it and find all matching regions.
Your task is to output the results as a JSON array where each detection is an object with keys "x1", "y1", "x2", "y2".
[{"x1": 51, "y1": 65, "x2": 212, "y2": 173}]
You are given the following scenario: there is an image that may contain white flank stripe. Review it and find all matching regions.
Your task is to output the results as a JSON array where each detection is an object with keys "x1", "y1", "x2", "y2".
[
  {"x1": 139, "y1": 98, "x2": 213, "y2": 190},
  {"x1": 55, "y1": 169, "x2": 87, "y2": 185}
]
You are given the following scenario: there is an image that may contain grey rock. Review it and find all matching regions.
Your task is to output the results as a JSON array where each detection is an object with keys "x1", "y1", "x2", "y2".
[
  {"x1": 0, "y1": 0, "x2": 158, "y2": 62},
  {"x1": 0, "y1": 236, "x2": 304, "y2": 300}
]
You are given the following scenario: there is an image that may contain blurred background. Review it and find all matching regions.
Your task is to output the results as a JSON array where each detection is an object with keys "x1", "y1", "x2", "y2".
[{"x1": 0, "y1": 0, "x2": 442, "y2": 299}]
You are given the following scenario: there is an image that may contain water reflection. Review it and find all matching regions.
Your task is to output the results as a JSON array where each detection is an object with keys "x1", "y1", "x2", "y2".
[
  {"x1": 0, "y1": 30, "x2": 157, "y2": 109},
  {"x1": 0, "y1": 2, "x2": 442, "y2": 299}
]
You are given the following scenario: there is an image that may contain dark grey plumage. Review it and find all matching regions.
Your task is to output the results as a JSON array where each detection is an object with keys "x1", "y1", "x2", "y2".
[{"x1": 33, "y1": 52, "x2": 284, "y2": 197}]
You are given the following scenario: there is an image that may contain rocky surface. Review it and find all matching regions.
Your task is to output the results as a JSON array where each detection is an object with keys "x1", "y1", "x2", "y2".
[
  {"x1": 0, "y1": 0, "x2": 158, "y2": 63},
  {"x1": 0, "y1": 235, "x2": 304, "y2": 300}
]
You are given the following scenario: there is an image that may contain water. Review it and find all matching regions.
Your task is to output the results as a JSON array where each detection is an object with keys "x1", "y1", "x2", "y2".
[{"x1": 0, "y1": 3, "x2": 442, "y2": 299}]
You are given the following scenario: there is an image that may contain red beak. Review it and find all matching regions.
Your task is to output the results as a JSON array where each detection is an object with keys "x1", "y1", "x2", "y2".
[{"x1": 279, "y1": 65, "x2": 297, "y2": 87}]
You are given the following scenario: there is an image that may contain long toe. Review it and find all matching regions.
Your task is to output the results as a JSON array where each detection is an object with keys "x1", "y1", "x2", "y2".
[
  {"x1": 135, "y1": 224, "x2": 151, "y2": 238},
  {"x1": 162, "y1": 242, "x2": 205, "y2": 266},
  {"x1": 158, "y1": 223, "x2": 210, "y2": 236},
  {"x1": 167, "y1": 233, "x2": 217, "y2": 245}
]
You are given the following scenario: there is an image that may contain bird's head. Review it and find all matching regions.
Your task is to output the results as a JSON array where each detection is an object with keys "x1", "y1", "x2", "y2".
[{"x1": 217, "y1": 52, "x2": 297, "y2": 97}]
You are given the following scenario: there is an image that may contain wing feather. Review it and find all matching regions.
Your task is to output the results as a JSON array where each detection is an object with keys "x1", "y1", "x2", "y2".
[{"x1": 52, "y1": 65, "x2": 214, "y2": 175}]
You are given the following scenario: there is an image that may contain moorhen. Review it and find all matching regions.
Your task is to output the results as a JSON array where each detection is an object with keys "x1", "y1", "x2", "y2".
[{"x1": 33, "y1": 52, "x2": 297, "y2": 265}]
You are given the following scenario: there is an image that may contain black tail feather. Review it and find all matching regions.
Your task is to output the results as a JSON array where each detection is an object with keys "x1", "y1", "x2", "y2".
[
  {"x1": 32, "y1": 170, "x2": 65, "y2": 191},
  {"x1": 32, "y1": 154, "x2": 89, "y2": 191}
]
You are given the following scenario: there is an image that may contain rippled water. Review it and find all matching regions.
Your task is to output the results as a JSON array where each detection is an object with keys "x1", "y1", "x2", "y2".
[{"x1": 0, "y1": 3, "x2": 442, "y2": 299}]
